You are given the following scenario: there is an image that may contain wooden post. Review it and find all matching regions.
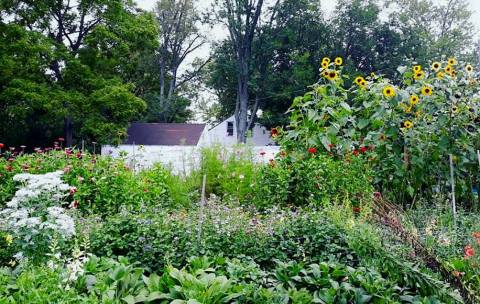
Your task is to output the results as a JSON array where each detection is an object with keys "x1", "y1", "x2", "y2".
[
  {"x1": 197, "y1": 174, "x2": 207, "y2": 243},
  {"x1": 449, "y1": 154, "x2": 457, "y2": 225},
  {"x1": 132, "y1": 141, "x2": 136, "y2": 174},
  {"x1": 81, "y1": 140, "x2": 85, "y2": 153}
]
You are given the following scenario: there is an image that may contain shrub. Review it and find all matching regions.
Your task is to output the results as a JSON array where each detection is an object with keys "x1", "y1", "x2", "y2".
[
  {"x1": 89, "y1": 202, "x2": 355, "y2": 272},
  {"x1": 254, "y1": 152, "x2": 373, "y2": 208}
]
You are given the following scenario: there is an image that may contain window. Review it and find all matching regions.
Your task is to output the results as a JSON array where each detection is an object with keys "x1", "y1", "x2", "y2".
[{"x1": 227, "y1": 121, "x2": 234, "y2": 136}]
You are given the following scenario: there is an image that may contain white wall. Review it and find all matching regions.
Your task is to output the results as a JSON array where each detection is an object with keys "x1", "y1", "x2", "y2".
[
  {"x1": 101, "y1": 144, "x2": 280, "y2": 175},
  {"x1": 198, "y1": 115, "x2": 275, "y2": 147}
]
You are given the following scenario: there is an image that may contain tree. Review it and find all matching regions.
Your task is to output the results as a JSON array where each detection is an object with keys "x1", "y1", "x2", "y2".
[
  {"x1": 154, "y1": 0, "x2": 207, "y2": 122},
  {"x1": 0, "y1": 0, "x2": 157, "y2": 147},
  {"x1": 210, "y1": 0, "x2": 266, "y2": 143}
]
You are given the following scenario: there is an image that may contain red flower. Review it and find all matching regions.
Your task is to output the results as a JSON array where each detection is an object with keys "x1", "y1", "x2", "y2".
[
  {"x1": 270, "y1": 128, "x2": 279, "y2": 137},
  {"x1": 328, "y1": 143, "x2": 335, "y2": 148},
  {"x1": 72, "y1": 200, "x2": 79, "y2": 209},
  {"x1": 373, "y1": 192, "x2": 382, "y2": 199},
  {"x1": 352, "y1": 206, "x2": 361, "y2": 213},
  {"x1": 360, "y1": 146, "x2": 368, "y2": 154},
  {"x1": 0, "y1": 143, "x2": 4, "y2": 149},
  {"x1": 308, "y1": 147, "x2": 317, "y2": 154},
  {"x1": 5, "y1": 165, "x2": 12, "y2": 172},
  {"x1": 76, "y1": 152, "x2": 82, "y2": 159},
  {"x1": 352, "y1": 149, "x2": 359, "y2": 156},
  {"x1": 65, "y1": 149, "x2": 73, "y2": 156},
  {"x1": 464, "y1": 245, "x2": 475, "y2": 258}
]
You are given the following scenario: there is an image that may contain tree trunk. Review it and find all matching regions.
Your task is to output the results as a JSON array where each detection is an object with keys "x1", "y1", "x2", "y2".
[{"x1": 236, "y1": 57, "x2": 249, "y2": 143}]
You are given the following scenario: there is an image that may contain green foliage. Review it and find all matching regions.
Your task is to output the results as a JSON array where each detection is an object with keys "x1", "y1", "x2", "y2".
[
  {"x1": 197, "y1": 145, "x2": 258, "y2": 201},
  {"x1": 0, "y1": 151, "x2": 185, "y2": 214},
  {"x1": 89, "y1": 203, "x2": 354, "y2": 272},
  {"x1": 254, "y1": 152, "x2": 373, "y2": 208}
]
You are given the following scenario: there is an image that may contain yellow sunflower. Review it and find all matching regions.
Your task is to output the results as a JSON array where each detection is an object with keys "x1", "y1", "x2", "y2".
[
  {"x1": 409, "y1": 94, "x2": 420, "y2": 106},
  {"x1": 383, "y1": 85, "x2": 396, "y2": 98},
  {"x1": 437, "y1": 71, "x2": 445, "y2": 79},
  {"x1": 431, "y1": 62, "x2": 441, "y2": 72},
  {"x1": 465, "y1": 64, "x2": 473, "y2": 73},
  {"x1": 421, "y1": 85, "x2": 433, "y2": 96},
  {"x1": 322, "y1": 57, "x2": 331, "y2": 64},
  {"x1": 334, "y1": 57, "x2": 343, "y2": 65},
  {"x1": 413, "y1": 70, "x2": 425, "y2": 80},
  {"x1": 448, "y1": 58, "x2": 457, "y2": 65},
  {"x1": 445, "y1": 65, "x2": 453, "y2": 74},
  {"x1": 360, "y1": 80, "x2": 367, "y2": 87},
  {"x1": 403, "y1": 120, "x2": 413, "y2": 129},
  {"x1": 322, "y1": 70, "x2": 328, "y2": 78},
  {"x1": 452, "y1": 105, "x2": 459, "y2": 113},
  {"x1": 354, "y1": 76, "x2": 364, "y2": 84},
  {"x1": 326, "y1": 70, "x2": 338, "y2": 81},
  {"x1": 321, "y1": 61, "x2": 329, "y2": 69},
  {"x1": 413, "y1": 65, "x2": 422, "y2": 73}
]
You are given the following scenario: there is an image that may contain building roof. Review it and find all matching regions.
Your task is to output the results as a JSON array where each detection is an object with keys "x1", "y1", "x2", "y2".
[{"x1": 125, "y1": 123, "x2": 206, "y2": 146}]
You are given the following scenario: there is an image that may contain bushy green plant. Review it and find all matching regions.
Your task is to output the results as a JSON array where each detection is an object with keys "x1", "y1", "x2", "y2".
[
  {"x1": 277, "y1": 57, "x2": 480, "y2": 206},
  {"x1": 254, "y1": 152, "x2": 373, "y2": 208},
  {"x1": 89, "y1": 202, "x2": 355, "y2": 272},
  {"x1": 197, "y1": 145, "x2": 258, "y2": 201}
]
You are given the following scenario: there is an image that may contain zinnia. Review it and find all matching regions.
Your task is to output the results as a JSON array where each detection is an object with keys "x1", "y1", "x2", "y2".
[
  {"x1": 0, "y1": 143, "x2": 4, "y2": 149},
  {"x1": 308, "y1": 147, "x2": 317, "y2": 154},
  {"x1": 360, "y1": 146, "x2": 367, "y2": 153},
  {"x1": 464, "y1": 245, "x2": 475, "y2": 258}
]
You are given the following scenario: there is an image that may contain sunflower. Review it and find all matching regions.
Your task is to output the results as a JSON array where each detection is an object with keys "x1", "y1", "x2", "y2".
[
  {"x1": 322, "y1": 57, "x2": 331, "y2": 64},
  {"x1": 383, "y1": 85, "x2": 396, "y2": 98},
  {"x1": 413, "y1": 70, "x2": 425, "y2": 80},
  {"x1": 360, "y1": 80, "x2": 367, "y2": 87},
  {"x1": 465, "y1": 64, "x2": 473, "y2": 73},
  {"x1": 403, "y1": 120, "x2": 413, "y2": 129},
  {"x1": 437, "y1": 71, "x2": 445, "y2": 79},
  {"x1": 415, "y1": 110, "x2": 422, "y2": 118},
  {"x1": 452, "y1": 105, "x2": 459, "y2": 113},
  {"x1": 354, "y1": 76, "x2": 364, "y2": 85},
  {"x1": 334, "y1": 57, "x2": 343, "y2": 65},
  {"x1": 409, "y1": 94, "x2": 420, "y2": 106},
  {"x1": 413, "y1": 65, "x2": 422, "y2": 73},
  {"x1": 326, "y1": 70, "x2": 338, "y2": 81},
  {"x1": 448, "y1": 58, "x2": 457, "y2": 65},
  {"x1": 431, "y1": 62, "x2": 441, "y2": 72},
  {"x1": 445, "y1": 65, "x2": 453, "y2": 74},
  {"x1": 370, "y1": 72, "x2": 376, "y2": 78},
  {"x1": 321, "y1": 61, "x2": 329, "y2": 69},
  {"x1": 421, "y1": 86, "x2": 433, "y2": 96},
  {"x1": 322, "y1": 70, "x2": 328, "y2": 78}
]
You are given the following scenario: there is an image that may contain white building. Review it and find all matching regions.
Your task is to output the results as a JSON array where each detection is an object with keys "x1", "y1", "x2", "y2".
[{"x1": 101, "y1": 116, "x2": 279, "y2": 174}]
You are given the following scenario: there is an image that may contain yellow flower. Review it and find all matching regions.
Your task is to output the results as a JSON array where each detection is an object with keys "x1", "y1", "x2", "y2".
[
  {"x1": 437, "y1": 71, "x2": 445, "y2": 79},
  {"x1": 445, "y1": 65, "x2": 453, "y2": 75},
  {"x1": 322, "y1": 70, "x2": 328, "y2": 78},
  {"x1": 465, "y1": 64, "x2": 473, "y2": 73},
  {"x1": 326, "y1": 70, "x2": 338, "y2": 81},
  {"x1": 322, "y1": 57, "x2": 330, "y2": 64},
  {"x1": 431, "y1": 62, "x2": 441, "y2": 72},
  {"x1": 452, "y1": 105, "x2": 459, "y2": 113},
  {"x1": 405, "y1": 106, "x2": 413, "y2": 113},
  {"x1": 370, "y1": 72, "x2": 376, "y2": 78},
  {"x1": 354, "y1": 76, "x2": 365, "y2": 84},
  {"x1": 383, "y1": 85, "x2": 396, "y2": 98},
  {"x1": 415, "y1": 110, "x2": 422, "y2": 118},
  {"x1": 413, "y1": 65, "x2": 422, "y2": 73},
  {"x1": 421, "y1": 85, "x2": 433, "y2": 96},
  {"x1": 404, "y1": 120, "x2": 413, "y2": 129},
  {"x1": 409, "y1": 95, "x2": 420, "y2": 106},
  {"x1": 360, "y1": 80, "x2": 367, "y2": 87},
  {"x1": 413, "y1": 70, "x2": 425, "y2": 80},
  {"x1": 448, "y1": 58, "x2": 457, "y2": 65},
  {"x1": 321, "y1": 61, "x2": 329, "y2": 69},
  {"x1": 4, "y1": 234, "x2": 13, "y2": 245},
  {"x1": 334, "y1": 57, "x2": 343, "y2": 65}
]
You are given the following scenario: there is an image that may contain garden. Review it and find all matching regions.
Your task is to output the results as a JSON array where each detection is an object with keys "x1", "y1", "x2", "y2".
[{"x1": 1, "y1": 57, "x2": 480, "y2": 303}]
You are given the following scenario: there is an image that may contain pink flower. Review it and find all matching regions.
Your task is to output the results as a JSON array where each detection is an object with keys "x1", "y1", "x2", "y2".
[
  {"x1": 464, "y1": 245, "x2": 475, "y2": 258},
  {"x1": 69, "y1": 187, "x2": 77, "y2": 196}
]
